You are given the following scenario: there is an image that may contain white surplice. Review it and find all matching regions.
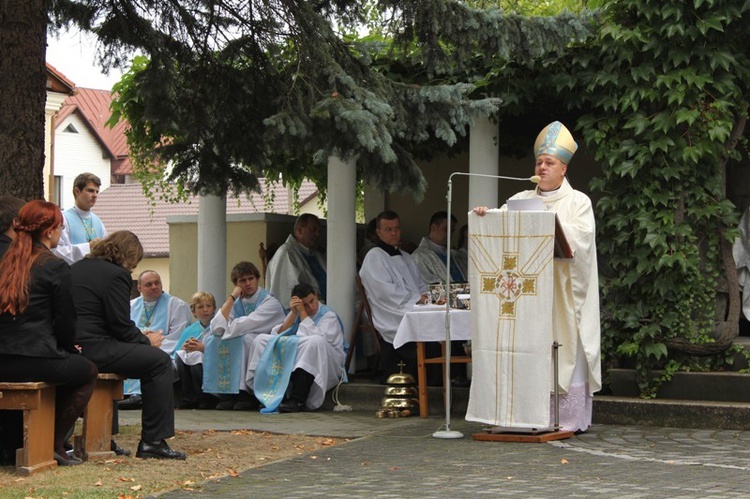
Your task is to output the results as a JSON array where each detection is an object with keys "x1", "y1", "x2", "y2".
[
  {"x1": 244, "y1": 309, "x2": 345, "y2": 410},
  {"x1": 359, "y1": 247, "x2": 426, "y2": 343}
]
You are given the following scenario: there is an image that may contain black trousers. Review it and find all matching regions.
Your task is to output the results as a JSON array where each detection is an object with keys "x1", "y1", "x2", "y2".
[
  {"x1": 287, "y1": 368, "x2": 315, "y2": 403},
  {"x1": 86, "y1": 344, "x2": 175, "y2": 442},
  {"x1": 175, "y1": 356, "x2": 205, "y2": 404}
]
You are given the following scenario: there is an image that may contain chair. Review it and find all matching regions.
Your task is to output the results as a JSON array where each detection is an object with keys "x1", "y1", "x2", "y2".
[
  {"x1": 345, "y1": 275, "x2": 382, "y2": 374},
  {"x1": 258, "y1": 241, "x2": 280, "y2": 286},
  {"x1": 258, "y1": 242, "x2": 268, "y2": 284}
]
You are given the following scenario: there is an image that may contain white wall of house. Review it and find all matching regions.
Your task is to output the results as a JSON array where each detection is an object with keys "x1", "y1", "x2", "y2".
[
  {"x1": 45, "y1": 91, "x2": 68, "y2": 203},
  {"x1": 54, "y1": 113, "x2": 112, "y2": 209}
]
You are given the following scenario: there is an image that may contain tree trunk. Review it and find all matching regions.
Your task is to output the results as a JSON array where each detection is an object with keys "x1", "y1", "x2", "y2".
[{"x1": 0, "y1": 0, "x2": 47, "y2": 200}]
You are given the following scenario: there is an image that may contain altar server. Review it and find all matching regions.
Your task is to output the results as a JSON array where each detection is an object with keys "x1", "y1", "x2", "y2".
[
  {"x1": 53, "y1": 172, "x2": 108, "y2": 264},
  {"x1": 205, "y1": 261, "x2": 286, "y2": 410},
  {"x1": 245, "y1": 283, "x2": 345, "y2": 413}
]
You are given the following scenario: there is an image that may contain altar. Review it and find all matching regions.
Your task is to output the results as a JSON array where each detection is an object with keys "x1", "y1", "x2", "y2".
[{"x1": 393, "y1": 304, "x2": 471, "y2": 417}]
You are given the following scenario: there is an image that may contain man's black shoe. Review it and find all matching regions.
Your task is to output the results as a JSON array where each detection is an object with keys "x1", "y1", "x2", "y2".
[
  {"x1": 234, "y1": 398, "x2": 260, "y2": 411},
  {"x1": 111, "y1": 438, "x2": 131, "y2": 456},
  {"x1": 278, "y1": 399, "x2": 305, "y2": 413},
  {"x1": 233, "y1": 390, "x2": 260, "y2": 410},
  {"x1": 118, "y1": 395, "x2": 143, "y2": 410},
  {"x1": 451, "y1": 376, "x2": 471, "y2": 388},
  {"x1": 198, "y1": 397, "x2": 219, "y2": 410},
  {"x1": 215, "y1": 395, "x2": 237, "y2": 410},
  {"x1": 177, "y1": 400, "x2": 199, "y2": 410},
  {"x1": 135, "y1": 440, "x2": 186, "y2": 460}
]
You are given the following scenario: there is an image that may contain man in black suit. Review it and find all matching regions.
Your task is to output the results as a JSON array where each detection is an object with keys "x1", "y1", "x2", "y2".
[{"x1": 0, "y1": 195, "x2": 24, "y2": 258}]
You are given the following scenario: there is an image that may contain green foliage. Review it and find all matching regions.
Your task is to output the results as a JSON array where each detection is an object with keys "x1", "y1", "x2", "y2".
[
  {"x1": 462, "y1": 0, "x2": 590, "y2": 16},
  {"x1": 572, "y1": 0, "x2": 750, "y2": 395},
  {"x1": 58, "y1": 0, "x2": 601, "y2": 198}
]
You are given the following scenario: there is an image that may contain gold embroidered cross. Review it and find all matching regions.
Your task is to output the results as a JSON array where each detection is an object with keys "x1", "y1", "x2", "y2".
[{"x1": 481, "y1": 254, "x2": 538, "y2": 318}]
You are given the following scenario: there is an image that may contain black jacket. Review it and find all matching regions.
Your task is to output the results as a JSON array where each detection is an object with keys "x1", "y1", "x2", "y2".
[
  {"x1": 0, "y1": 234, "x2": 12, "y2": 259},
  {"x1": 70, "y1": 258, "x2": 149, "y2": 364},
  {"x1": 0, "y1": 251, "x2": 76, "y2": 357}
]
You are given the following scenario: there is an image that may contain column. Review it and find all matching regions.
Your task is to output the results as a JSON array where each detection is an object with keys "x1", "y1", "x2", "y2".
[
  {"x1": 326, "y1": 155, "x2": 357, "y2": 351},
  {"x1": 469, "y1": 116, "x2": 499, "y2": 208},
  {"x1": 198, "y1": 193, "x2": 227, "y2": 302}
]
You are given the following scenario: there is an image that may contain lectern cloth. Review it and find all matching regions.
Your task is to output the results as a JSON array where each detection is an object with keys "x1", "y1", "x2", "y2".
[{"x1": 466, "y1": 210, "x2": 555, "y2": 428}]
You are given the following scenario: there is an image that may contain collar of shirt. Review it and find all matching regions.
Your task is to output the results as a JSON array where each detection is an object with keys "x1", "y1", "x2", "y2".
[
  {"x1": 73, "y1": 205, "x2": 93, "y2": 218},
  {"x1": 425, "y1": 237, "x2": 447, "y2": 255},
  {"x1": 375, "y1": 239, "x2": 401, "y2": 257}
]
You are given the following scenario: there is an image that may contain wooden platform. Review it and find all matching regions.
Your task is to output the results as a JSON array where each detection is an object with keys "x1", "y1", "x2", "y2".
[{"x1": 472, "y1": 429, "x2": 575, "y2": 443}]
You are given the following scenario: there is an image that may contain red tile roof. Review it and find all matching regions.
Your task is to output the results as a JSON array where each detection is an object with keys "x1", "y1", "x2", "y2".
[
  {"x1": 46, "y1": 63, "x2": 76, "y2": 93},
  {"x1": 95, "y1": 182, "x2": 319, "y2": 257},
  {"x1": 55, "y1": 87, "x2": 132, "y2": 175}
]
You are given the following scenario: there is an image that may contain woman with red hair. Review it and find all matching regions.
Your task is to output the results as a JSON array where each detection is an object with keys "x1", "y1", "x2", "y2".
[{"x1": 0, "y1": 200, "x2": 98, "y2": 466}]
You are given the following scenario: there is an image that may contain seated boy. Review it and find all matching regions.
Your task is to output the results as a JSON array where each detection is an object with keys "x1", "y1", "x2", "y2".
[{"x1": 173, "y1": 292, "x2": 219, "y2": 409}]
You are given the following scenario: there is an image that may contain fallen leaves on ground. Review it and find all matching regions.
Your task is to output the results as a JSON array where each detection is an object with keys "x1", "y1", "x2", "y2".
[{"x1": 0, "y1": 426, "x2": 345, "y2": 498}]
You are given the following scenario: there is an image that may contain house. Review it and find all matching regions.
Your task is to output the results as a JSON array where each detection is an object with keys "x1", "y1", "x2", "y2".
[
  {"x1": 44, "y1": 64, "x2": 76, "y2": 203},
  {"x1": 52, "y1": 87, "x2": 132, "y2": 208},
  {"x1": 94, "y1": 181, "x2": 323, "y2": 297}
]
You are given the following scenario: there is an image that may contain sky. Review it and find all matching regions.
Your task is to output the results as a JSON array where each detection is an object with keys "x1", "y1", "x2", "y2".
[{"x1": 46, "y1": 28, "x2": 126, "y2": 90}]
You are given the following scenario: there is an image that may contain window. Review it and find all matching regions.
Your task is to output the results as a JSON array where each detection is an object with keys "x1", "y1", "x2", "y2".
[
  {"x1": 63, "y1": 123, "x2": 78, "y2": 133},
  {"x1": 53, "y1": 176, "x2": 63, "y2": 206}
]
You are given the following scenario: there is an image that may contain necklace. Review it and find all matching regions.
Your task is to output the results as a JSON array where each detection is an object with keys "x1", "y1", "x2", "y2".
[
  {"x1": 73, "y1": 208, "x2": 96, "y2": 242},
  {"x1": 142, "y1": 295, "x2": 162, "y2": 327}
]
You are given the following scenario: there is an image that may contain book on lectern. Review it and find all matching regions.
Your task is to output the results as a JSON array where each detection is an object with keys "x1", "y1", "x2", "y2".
[{"x1": 506, "y1": 198, "x2": 574, "y2": 260}]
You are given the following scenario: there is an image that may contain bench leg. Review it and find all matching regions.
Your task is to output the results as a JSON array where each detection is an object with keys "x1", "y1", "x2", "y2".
[
  {"x1": 15, "y1": 387, "x2": 57, "y2": 476},
  {"x1": 78, "y1": 380, "x2": 121, "y2": 461}
]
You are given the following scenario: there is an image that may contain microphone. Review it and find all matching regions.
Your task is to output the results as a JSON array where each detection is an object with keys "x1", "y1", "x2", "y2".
[{"x1": 449, "y1": 172, "x2": 540, "y2": 184}]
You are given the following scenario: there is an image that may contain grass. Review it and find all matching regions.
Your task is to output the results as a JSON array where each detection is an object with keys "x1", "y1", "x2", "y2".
[{"x1": 0, "y1": 424, "x2": 344, "y2": 498}]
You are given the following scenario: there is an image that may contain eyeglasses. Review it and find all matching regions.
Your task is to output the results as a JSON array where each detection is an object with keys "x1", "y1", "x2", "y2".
[{"x1": 59, "y1": 224, "x2": 66, "y2": 230}]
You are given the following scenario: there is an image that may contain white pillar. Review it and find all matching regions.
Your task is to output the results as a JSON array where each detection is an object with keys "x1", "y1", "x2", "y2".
[
  {"x1": 469, "y1": 116, "x2": 499, "y2": 208},
  {"x1": 326, "y1": 155, "x2": 357, "y2": 348},
  {"x1": 198, "y1": 194, "x2": 227, "y2": 302}
]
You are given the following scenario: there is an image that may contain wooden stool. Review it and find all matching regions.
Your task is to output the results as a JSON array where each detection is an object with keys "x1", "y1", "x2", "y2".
[
  {"x1": 416, "y1": 342, "x2": 471, "y2": 418},
  {"x1": 0, "y1": 382, "x2": 57, "y2": 475},
  {"x1": 75, "y1": 373, "x2": 124, "y2": 461}
]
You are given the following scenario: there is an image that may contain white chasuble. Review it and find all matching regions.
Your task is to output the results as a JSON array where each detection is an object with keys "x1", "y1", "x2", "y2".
[{"x1": 466, "y1": 210, "x2": 555, "y2": 429}]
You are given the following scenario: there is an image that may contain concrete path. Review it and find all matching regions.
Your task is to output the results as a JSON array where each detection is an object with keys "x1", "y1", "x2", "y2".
[{"x1": 119, "y1": 410, "x2": 750, "y2": 498}]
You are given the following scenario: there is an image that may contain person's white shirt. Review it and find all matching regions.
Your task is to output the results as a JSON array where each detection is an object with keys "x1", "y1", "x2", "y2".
[{"x1": 53, "y1": 205, "x2": 108, "y2": 264}]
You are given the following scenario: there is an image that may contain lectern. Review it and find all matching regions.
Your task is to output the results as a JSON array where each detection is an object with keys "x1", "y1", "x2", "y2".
[{"x1": 466, "y1": 209, "x2": 574, "y2": 442}]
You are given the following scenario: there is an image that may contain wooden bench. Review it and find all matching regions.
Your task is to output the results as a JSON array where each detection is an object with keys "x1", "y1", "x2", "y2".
[
  {"x1": 0, "y1": 382, "x2": 57, "y2": 475},
  {"x1": 75, "y1": 373, "x2": 125, "y2": 461}
]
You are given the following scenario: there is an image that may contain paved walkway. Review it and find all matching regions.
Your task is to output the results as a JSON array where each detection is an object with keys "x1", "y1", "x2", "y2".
[{"x1": 119, "y1": 410, "x2": 750, "y2": 498}]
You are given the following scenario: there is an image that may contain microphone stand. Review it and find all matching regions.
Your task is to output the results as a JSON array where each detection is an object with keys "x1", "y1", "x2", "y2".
[{"x1": 432, "y1": 171, "x2": 540, "y2": 440}]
